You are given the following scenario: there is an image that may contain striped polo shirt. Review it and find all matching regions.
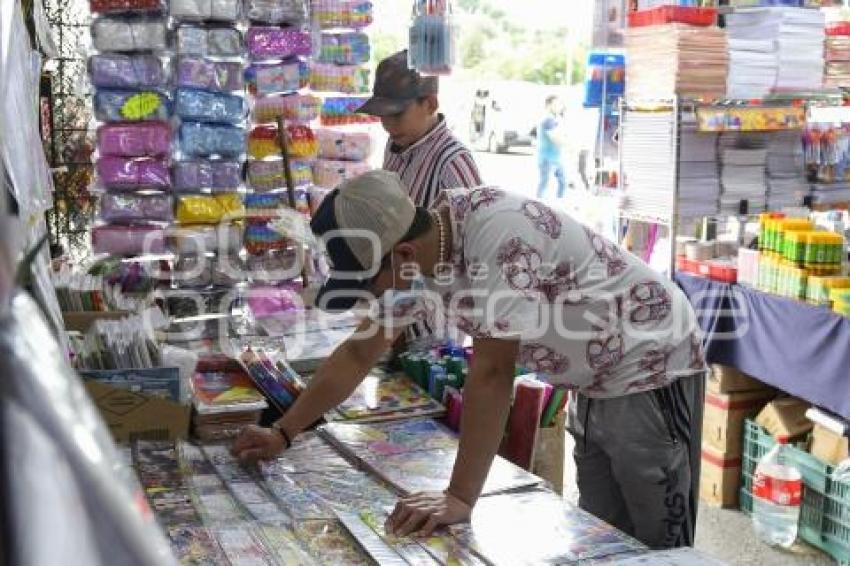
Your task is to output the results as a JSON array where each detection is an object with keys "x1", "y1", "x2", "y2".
[{"x1": 383, "y1": 115, "x2": 482, "y2": 207}]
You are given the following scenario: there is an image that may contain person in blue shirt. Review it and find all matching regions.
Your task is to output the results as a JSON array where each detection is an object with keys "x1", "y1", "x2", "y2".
[{"x1": 537, "y1": 95, "x2": 567, "y2": 199}]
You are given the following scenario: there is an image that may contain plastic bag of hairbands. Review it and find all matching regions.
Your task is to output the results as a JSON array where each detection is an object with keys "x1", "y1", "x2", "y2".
[
  {"x1": 310, "y1": 63, "x2": 370, "y2": 94},
  {"x1": 95, "y1": 90, "x2": 171, "y2": 122},
  {"x1": 92, "y1": 224, "x2": 166, "y2": 256},
  {"x1": 180, "y1": 122, "x2": 246, "y2": 158},
  {"x1": 245, "y1": 193, "x2": 286, "y2": 222},
  {"x1": 320, "y1": 96, "x2": 377, "y2": 126},
  {"x1": 175, "y1": 89, "x2": 247, "y2": 123},
  {"x1": 247, "y1": 0, "x2": 308, "y2": 24},
  {"x1": 173, "y1": 160, "x2": 242, "y2": 192},
  {"x1": 177, "y1": 25, "x2": 243, "y2": 57},
  {"x1": 248, "y1": 159, "x2": 313, "y2": 192},
  {"x1": 244, "y1": 224, "x2": 290, "y2": 255},
  {"x1": 100, "y1": 193, "x2": 174, "y2": 223},
  {"x1": 312, "y1": 0, "x2": 374, "y2": 29},
  {"x1": 90, "y1": 0, "x2": 164, "y2": 13},
  {"x1": 252, "y1": 94, "x2": 320, "y2": 124},
  {"x1": 316, "y1": 128, "x2": 372, "y2": 161},
  {"x1": 92, "y1": 18, "x2": 167, "y2": 52},
  {"x1": 313, "y1": 158, "x2": 371, "y2": 189},
  {"x1": 90, "y1": 54, "x2": 165, "y2": 89},
  {"x1": 248, "y1": 125, "x2": 317, "y2": 159},
  {"x1": 308, "y1": 185, "x2": 332, "y2": 215},
  {"x1": 245, "y1": 60, "x2": 309, "y2": 97},
  {"x1": 245, "y1": 27, "x2": 312, "y2": 60},
  {"x1": 177, "y1": 57, "x2": 243, "y2": 92},
  {"x1": 97, "y1": 122, "x2": 171, "y2": 157},
  {"x1": 175, "y1": 194, "x2": 245, "y2": 224},
  {"x1": 318, "y1": 32, "x2": 370, "y2": 65},
  {"x1": 168, "y1": 223, "x2": 244, "y2": 254},
  {"x1": 170, "y1": 0, "x2": 241, "y2": 22},
  {"x1": 96, "y1": 156, "x2": 171, "y2": 190}
]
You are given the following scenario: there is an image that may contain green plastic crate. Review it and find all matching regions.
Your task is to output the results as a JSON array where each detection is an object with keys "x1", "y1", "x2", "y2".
[{"x1": 740, "y1": 419, "x2": 850, "y2": 565}]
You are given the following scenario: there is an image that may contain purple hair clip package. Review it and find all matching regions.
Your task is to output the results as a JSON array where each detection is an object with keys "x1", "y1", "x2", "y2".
[
  {"x1": 173, "y1": 160, "x2": 243, "y2": 192},
  {"x1": 100, "y1": 193, "x2": 174, "y2": 223},
  {"x1": 97, "y1": 122, "x2": 171, "y2": 157},
  {"x1": 244, "y1": 27, "x2": 311, "y2": 60},
  {"x1": 90, "y1": 54, "x2": 166, "y2": 89},
  {"x1": 97, "y1": 156, "x2": 171, "y2": 190},
  {"x1": 176, "y1": 57, "x2": 244, "y2": 92},
  {"x1": 175, "y1": 88, "x2": 247, "y2": 123}
]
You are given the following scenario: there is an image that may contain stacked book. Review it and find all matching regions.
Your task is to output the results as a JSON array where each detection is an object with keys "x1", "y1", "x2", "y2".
[
  {"x1": 625, "y1": 23, "x2": 728, "y2": 101},
  {"x1": 679, "y1": 116, "x2": 721, "y2": 217},
  {"x1": 720, "y1": 134, "x2": 768, "y2": 214},
  {"x1": 767, "y1": 131, "x2": 806, "y2": 209}
]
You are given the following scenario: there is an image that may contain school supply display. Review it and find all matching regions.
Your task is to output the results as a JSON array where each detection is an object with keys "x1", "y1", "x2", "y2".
[
  {"x1": 325, "y1": 370, "x2": 445, "y2": 423},
  {"x1": 69, "y1": 307, "x2": 168, "y2": 370}
]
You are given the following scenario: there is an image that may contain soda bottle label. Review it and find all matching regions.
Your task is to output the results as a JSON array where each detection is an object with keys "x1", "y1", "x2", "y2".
[{"x1": 753, "y1": 471, "x2": 802, "y2": 506}]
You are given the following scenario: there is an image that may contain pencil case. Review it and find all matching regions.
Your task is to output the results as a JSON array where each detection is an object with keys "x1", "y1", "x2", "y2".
[
  {"x1": 92, "y1": 224, "x2": 166, "y2": 256},
  {"x1": 175, "y1": 194, "x2": 245, "y2": 224},
  {"x1": 244, "y1": 224, "x2": 289, "y2": 255},
  {"x1": 245, "y1": 60, "x2": 309, "y2": 97},
  {"x1": 320, "y1": 96, "x2": 377, "y2": 126},
  {"x1": 100, "y1": 193, "x2": 174, "y2": 223},
  {"x1": 89, "y1": 0, "x2": 163, "y2": 13},
  {"x1": 170, "y1": 0, "x2": 241, "y2": 22},
  {"x1": 94, "y1": 89, "x2": 171, "y2": 122},
  {"x1": 175, "y1": 88, "x2": 247, "y2": 123},
  {"x1": 317, "y1": 32, "x2": 370, "y2": 65},
  {"x1": 244, "y1": 27, "x2": 312, "y2": 60},
  {"x1": 173, "y1": 160, "x2": 242, "y2": 192},
  {"x1": 310, "y1": 63, "x2": 370, "y2": 94},
  {"x1": 97, "y1": 122, "x2": 171, "y2": 157},
  {"x1": 169, "y1": 223, "x2": 243, "y2": 254},
  {"x1": 252, "y1": 94, "x2": 321, "y2": 124},
  {"x1": 90, "y1": 54, "x2": 165, "y2": 89},
  {"x1": 245, "y1": 193, "x2": 286, "y2": 223},
  {"x1": 248, "y1": 125, "x2": 317, "y2": 160},
  {"x1": 247, "y1": 159, "x2": 313, "y2": 191},
  {"x1": 92, "y1": 18, "x2": 167, "y2": 52},
  {"x1": 246, "y1": 0, "x2": 308, "y2": 24},
  {"x1": 177, "y1": 57, "x2": 244, "y2": 92},
  {"x1": 316, "y1": 128, "x2": 372, "y2": 161},
  {"x1": 312, "y1": 158, "x2": 371, "y2": 189},
  {"x1": 312, "y1": 0, "x2": 373, "y2": 29},
  {"x1": 179, "y1": 122, "x2": 246, "y2": 158},
  {"x1": 97, "y1": 156, "x2": 171, "y2": 189},
  {"x1": 176, "y1": 25, "x2": 243, "y2": 57}
]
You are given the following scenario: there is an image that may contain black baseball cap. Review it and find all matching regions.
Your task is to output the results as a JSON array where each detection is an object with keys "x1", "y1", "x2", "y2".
[{"x1": 357, "y1": 50, "x2": 439, "y2": 117}]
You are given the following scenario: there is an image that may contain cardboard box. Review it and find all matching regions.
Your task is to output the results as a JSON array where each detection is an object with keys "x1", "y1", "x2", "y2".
[
  {"x1": 533, "y1": 411, "x2": 566, "y2": 495},
  {"x1": 703, "y1": 388, "x2": 775, "y2": 456},
  {"x1": 700, "y1": 443, "x2": 742, "y2": 508},
  {"x1": 84, "y1": 380, "x2": 191, "y2": 443},
  {"x1": 756, "y1": 398, "x2": 812, "y2": 444},
  {"x1": 810, "y1": 424, "x2": 850, "y2": 467},
  {"x1": 708, "y1": 365, "x2": 770, "y2": 394}
]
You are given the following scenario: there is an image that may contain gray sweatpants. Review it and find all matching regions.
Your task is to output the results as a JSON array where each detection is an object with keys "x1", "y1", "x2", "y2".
[{"x1": 567, "y1": 371, "x2": 706, "y2": 549}]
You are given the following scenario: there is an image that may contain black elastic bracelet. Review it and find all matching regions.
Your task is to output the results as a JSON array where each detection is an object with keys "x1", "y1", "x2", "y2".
[{"x1": 273, "y1": 423, "x2": 292, "y2": 448}]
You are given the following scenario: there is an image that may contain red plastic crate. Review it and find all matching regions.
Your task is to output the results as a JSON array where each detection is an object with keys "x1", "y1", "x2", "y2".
[
  {"x1": 707, "y1": 260, "x2": 738, "y2": 284},
  {"x1": 628, "y1": 6, "x2": 718, "y2": 27}
]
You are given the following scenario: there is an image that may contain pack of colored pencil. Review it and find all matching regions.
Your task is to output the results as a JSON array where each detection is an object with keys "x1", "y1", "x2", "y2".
[
  {"x1": 540, "y1": 387, "x2": 568, "y2": 428},
  {"x1": 239, "y1": 348, "x2": 305, "y2": 413}
]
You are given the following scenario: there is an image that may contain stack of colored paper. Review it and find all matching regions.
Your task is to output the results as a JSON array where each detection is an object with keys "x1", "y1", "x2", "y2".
[
  {"x1": 324, "y1": 370, "x2": 445, "y2": 423},
  {"x1": 625, "y1": 23, "x2": 728, "y2": 101}
]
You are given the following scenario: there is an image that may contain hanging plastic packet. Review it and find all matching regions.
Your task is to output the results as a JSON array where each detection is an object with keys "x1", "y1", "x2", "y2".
[
  {"x1": 100, "y1": 193, "x2": 174, "y2": 223},
  {"x1": 170, "y1": 0, "x2": 241, "y2": 23},
  {"x1": 245, "y1": 59, "x2": 309, "y2": 96},
  {"x1": 173, "y1": 160, "x2": 243, "y2": 193},
  {"x1": 168, "y1": 223, "x2": 244, "y2": 255},
  {"x1": 313, "y1": 159, "x2": 371, "y2": 189},
  {"x1": 245, "y1": 27, "x2": 312, "y2": 60},
  {"x1": 320, "y1": 96, "x2": 377, "y2": 126},
  {"x1": 175, "y1": 88, "x2": 247, "y2": 123},
  {"x1": 248, "y1": 124, "x2": 317, "y2": 160},
  {"x1": 89, "y1": 54, "x2": 166, "y2": 89},
  {"x1": 96, "y1": 156, "x2": 171, "y2": 190},
  {"x1": 176, "y1": 25, "x2": 243, "y2": 57},
  {"x1": 89, "y1": 0, "x2": 165, "y2": 14},
  {"x1": 315, "y1": 127, "x2": 372, "y2": 161},
  {"x1": 247, "y1": 0, "x2": 309, "y2": 25},
  {"x1": 92, "y1": 17, "x2": 168, "y2": 52},
  {"x1": 91, "y1": 224, "x2": 166, "y2": 256},
  {"x1": 248, "y1": 159, "x2": 314, "y2": 192},
  {"x1": 94, "y1": 89, "x2": 171, "y2": 122},
  {"x1": 408, "y1": 0, "x2": 456, "y2": 76},
  {"x1": 176, "y1": 57, "x2": 244, "y2": 92},
  {"x1": 317, "y1": 32, "x2": 371, "y2": 65},
  {"x1": 97, "y1": 122, "x2": 171, "y2": 157},
  {"x1": 252, "y1": 94, "x2": 321, "y2": 124},
  {"x1": 312, "y1": 0, "x2": 374, "y2": 29},
  {"x1": 310, "y1": 62, "x2": 370, "y2": 94},
  {"x1": 179, "y1": 122, "x2": 246, "y2": 158},
  {"x1": 174, "y1": 194, "x2": 246, "y2": 225}
]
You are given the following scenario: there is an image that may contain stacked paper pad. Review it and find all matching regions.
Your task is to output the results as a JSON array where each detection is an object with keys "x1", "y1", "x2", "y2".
[
  {"x1": 625, "y1": 24, "x2": 728, "y2": 101},
  {"x1": 726, "y1": 8, "x2": 825, "y2": 99},
  {"x1": 720, "y1": 134, "x2": 768, "y2": 214},
  {"x1": 766, "y1": 131, "x2": 806, "y2": 209},
  {"x1": 679, "y1": 117, "x2": 721, "y2": 217}
]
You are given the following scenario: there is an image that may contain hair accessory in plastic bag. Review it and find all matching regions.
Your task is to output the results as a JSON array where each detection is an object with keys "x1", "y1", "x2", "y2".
[
  {"x1": 92, "y1": 224, "x2": 165, "y2": 256},
  {"x1": 100, "y1": 193, "x2": 174, "y2": 223},
  {"x1": 246, "y1": 0, "x2": 308, "y2": 25},
  {"x1": 248, "y1": 124, "x2": 317, "y2": 159},
  {"x1": 316, "y1": 128, "x2": 371, "y2": 161},
  {"x1": 175, "y1": 88, "x2": 247, "y2": 123},
  {"x1": 97, "y1": 122, "x2": 171, "y2": 157},
  {"x1": 97, "y1": 156, "x2": 171, "y2": 190},
  {"x1": 177, "y1": 25, "x2": 243, "y2": 57},
  {"x1": 247, "y1": 159, "x2": 313, "y2": 191},
  {"x1": 313, "y1": 158, "x2": 371, "y2": 189},
  {"x1": 92, "y1": 18, "x2": 167, "y2": 52},
  {"x1": 244, "y1": 223, "x2": 290, "y2": 255},
  {"x1": 245, "y1": 27, "x2": 311, "y2": 60},
  {"x1": 170, "y1": 0, "x2": 241, "y2": 22},
  {"x1": 90, "y1": 54, "x2": 165, "y2": 89},
  {"x1": 95, "y1": 89, "x2": 171, "y2": 122},
  {"x1": 177, "y1": 57, "x2": 244, "y2": 92},
  {"x1": 320, "y1": 96, "x2": 378, "y2": 126},
  {"x1": 317, "y1": 32, "x2": 370, "y2": 65},
  {"x1": 89, "y1": 0, "x2": 164, "y2": 13},
  {"x1": 310, "y1": 62, "x2": 370, "y2": 94},
  {"x1": 252, "y1": 93, "x2": 320, "y2": 123},
  {"x1": 180, "y1": 122, "x2": 246, "y2": 158},
  {"x1": 245, "y1": 60, "x2": 309, "y2": 96},
  {"x1": 175, "y1": 194, "x2": 245, "y2": 224},
  {"x1": 312, "y1": 0, "x2": 373, "y2": 29},
  {"x1": 173, "y1": 160, "x2": 242, "y2": 192},
  {"x1": 168, "y1": 223, "x2": 244, "y2": 254}
]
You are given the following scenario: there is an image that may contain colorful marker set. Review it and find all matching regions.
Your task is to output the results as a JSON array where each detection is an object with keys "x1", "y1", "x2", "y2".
[
  {"x1": 239, "y1": 348, "x2": 305, "y2": 413},
  {"x1": 398, "y1": 342, "x2": 471, "y2": 404}
]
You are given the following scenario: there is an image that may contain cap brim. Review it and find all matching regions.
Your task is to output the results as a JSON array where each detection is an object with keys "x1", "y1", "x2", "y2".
[
  {"x1": 315, "y1": 277, "x2": 372, "y2": 313},
  {"x1": 356, "y1": 96, "x2": 414, "y2": 117}
]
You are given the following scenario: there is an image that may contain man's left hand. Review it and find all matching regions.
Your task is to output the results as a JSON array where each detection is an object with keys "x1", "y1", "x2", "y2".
[{"x1": 385, "y1": 491, "x2": 472, "y2": 537}]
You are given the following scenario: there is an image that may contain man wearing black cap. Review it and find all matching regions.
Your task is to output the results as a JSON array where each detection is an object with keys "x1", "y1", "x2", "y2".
[{"x1": 360, "y1": 50, "x2": 482, "y2": 208}]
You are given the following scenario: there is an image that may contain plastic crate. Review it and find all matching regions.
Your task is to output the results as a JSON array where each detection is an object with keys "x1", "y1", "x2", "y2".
[
  {"x1": 740, "y1": 419, "x2": 850, "y2": 564},
  {"x1": 627, "y1": 6, "x2": 717, "y2": 27}
]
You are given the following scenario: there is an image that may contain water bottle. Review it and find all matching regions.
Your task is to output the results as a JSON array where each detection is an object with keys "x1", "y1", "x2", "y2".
[{"x1": 752, "y1": 443, "x2": 802, "y2": 548}]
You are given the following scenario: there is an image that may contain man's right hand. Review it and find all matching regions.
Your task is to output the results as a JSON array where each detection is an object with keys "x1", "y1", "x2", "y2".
[{"x1": 231, "y1": 424, "x2": 288, "y2": 464}]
